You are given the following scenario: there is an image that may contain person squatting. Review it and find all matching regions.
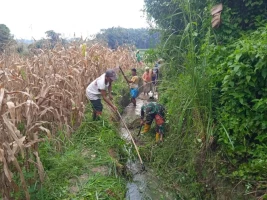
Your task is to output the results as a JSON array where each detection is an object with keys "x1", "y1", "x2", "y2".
[{"x1": 140, "y1": 101, "x2": 166, "y2": 142}]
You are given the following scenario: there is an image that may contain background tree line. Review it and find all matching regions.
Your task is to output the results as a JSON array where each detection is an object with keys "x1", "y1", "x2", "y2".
[
  {"x1": 95, "y1": 27, "x2": 160, "y2": 49},
  {"x1": 0, "y1": 26, "x2": 160, "y2": 54}
]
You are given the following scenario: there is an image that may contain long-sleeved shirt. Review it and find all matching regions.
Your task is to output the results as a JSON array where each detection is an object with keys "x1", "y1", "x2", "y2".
[{"x1": 141, "y1": 102, "x2": 165, "y2": 119}]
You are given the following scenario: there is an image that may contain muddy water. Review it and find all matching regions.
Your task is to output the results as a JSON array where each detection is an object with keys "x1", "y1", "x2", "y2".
[{"x1": 119, "y1": 94, "x2": 176, "y2": 200}]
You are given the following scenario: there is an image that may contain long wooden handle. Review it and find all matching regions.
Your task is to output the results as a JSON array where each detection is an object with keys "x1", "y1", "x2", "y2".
[
  {"x1": 119, "y1": 66, "x2": 130, "y2": 87},
  {"x1": 117, "y1": 110, "x2": 144, "y2": 166},
  {"x1": 119, "y1": 66, "x2": 126, "y2": 76}
]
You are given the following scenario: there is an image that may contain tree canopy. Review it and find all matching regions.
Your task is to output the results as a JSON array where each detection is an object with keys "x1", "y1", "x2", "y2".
[
  {"x1": 45, "y1": 30, "x2": 61, "y2": 43},
  {"x1": 0, "y1": 24, "x2": 11, "y2": 51}
]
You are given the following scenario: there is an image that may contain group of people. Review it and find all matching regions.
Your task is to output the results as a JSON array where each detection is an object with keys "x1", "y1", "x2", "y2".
[
  {"x1": 85, "y1": 59, "x2": 165, "y2": 142},
  {"x1": 142, "y1": 59, "x2": 162, "y2": 97}
]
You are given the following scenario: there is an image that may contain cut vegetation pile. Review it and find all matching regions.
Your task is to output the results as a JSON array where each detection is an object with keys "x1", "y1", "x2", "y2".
[{"x1": 0, "y1": 43, "x2": 136, "y2": 199}]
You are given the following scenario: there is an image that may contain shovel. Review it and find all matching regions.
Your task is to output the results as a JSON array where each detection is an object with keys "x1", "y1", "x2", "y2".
[{"x1": 137, "y1": 124, "x2": 143, "y2": 137}]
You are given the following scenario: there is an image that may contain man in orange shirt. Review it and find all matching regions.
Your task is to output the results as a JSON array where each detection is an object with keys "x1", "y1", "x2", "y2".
[{"x1": 142, "y1": 67, "x2": 152, "y2": 96}]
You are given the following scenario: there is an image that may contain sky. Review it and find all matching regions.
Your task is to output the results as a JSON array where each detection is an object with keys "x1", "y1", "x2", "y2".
[{"x1": 0, "y1": 0, "x2": 148, "y2": 40}]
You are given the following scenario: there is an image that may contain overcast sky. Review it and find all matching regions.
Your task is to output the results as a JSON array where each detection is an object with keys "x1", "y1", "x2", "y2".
[{"x1": 0, "y1": 0, "x2": 148, "y2": 40}]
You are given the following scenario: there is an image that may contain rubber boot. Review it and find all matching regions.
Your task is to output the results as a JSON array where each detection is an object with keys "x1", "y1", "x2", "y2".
[
  {"x1": 155, "y1": 132, "x2": 160, "y2": 142},
  {"x1": 141, "y1": 124, "x2": 151, "y2": 134}
]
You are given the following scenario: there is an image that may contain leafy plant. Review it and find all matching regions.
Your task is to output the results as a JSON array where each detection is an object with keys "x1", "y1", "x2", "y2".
[
  {"x1": 143, "y1": 48, "x2": 158, "y2": 63},
  {"x1": 210, "y1": 26, "x2": 267, "y2": 182}
]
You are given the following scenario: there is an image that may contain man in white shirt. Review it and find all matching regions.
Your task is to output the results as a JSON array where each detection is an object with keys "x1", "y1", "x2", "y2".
[{"x1": 86, "y1": 69, "x2": 118, "y2": 120}]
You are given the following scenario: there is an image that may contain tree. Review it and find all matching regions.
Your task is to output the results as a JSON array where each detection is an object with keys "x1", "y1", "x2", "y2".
[
  {"x1": 45, "y1": 30, "x2": 60, "y2": 43},
  {"x1": 44, "y1": 30, "x2": 62, "y2": 48},
  {"x1": 0, "y1": 24, "x2": 11, "y2": 51}
]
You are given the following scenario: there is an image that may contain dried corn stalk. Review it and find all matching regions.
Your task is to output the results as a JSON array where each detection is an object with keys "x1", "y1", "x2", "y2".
[{"x1": 0, "y1": 42, "x2": 138, "y2": 199}]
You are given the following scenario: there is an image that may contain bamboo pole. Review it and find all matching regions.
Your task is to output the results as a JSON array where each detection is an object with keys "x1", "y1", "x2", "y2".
[{"x1": 116, "y1": 110, "x2": 145, "y2": 170}]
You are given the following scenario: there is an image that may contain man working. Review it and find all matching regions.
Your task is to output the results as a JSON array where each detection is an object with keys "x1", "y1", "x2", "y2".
[
  {"x1": 124, "y1": 68, "x2": 139, "y2": 106},
  {"x1": 142, "y1": 67, "x2": 152, "y2": 96},
  {"x1": 152, "y1": 61, "x2": 159, "y2": 83},
  {"x1": 140, "y1": 101, "x2": 166, "y2": 142},
  {"x1": 86, "y1": 69, "x2": 118, "y2": 120},
  {"x1": 151, "y1": 60, "x2": 161, "y2": 97}
]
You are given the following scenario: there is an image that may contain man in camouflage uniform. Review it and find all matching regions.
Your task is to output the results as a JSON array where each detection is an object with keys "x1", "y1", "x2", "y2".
[{"x1": 140, "y1": 102, "x2": 166, "y2": 142}]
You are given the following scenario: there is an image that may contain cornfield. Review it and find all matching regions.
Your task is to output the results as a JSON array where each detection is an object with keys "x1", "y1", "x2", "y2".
[{"x1": 0, "y1": 43, "x2": 137, "y2": 199}]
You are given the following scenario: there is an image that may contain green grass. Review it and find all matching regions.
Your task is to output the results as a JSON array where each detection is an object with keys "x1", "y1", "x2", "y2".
[
  {"x1": 27, "y1": 108, "x2": 128, "y2": 200},
  {"x1": 23, "y1": 78, "x2": 134, "y2": 200}
]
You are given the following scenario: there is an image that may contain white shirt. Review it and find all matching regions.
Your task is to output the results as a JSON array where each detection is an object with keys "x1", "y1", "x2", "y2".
[{"x1": 86, "y1": 73, "x2": 109, "y2": 100}]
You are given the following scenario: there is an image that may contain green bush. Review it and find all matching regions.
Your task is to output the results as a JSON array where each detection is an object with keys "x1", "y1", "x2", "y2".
[
  {"x1": 143, "y1": 48, "x2": 158, "y2": 63},
  {"x1": 210, "y1": 26, "x2": 267, "y2": 181}
]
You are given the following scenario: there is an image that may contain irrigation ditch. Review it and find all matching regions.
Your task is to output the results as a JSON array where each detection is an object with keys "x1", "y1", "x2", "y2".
[
  {"x1": 119, "y1": 95, "x2": 176, "y2": 200},
  {"x1": 113, "y1": 80, "x2": 176, "y2": 200}
]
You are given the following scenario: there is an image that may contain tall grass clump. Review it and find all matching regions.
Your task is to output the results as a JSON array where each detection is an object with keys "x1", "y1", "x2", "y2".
[{"x1": 142, "y1": 0, "x2": 216, "y2": 198}]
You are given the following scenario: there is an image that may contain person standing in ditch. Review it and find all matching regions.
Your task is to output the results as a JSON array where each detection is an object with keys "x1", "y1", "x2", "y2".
[
  {"x1": 140, "y1": 101, "x2": 166, "y2": 142},
  {"x1": 151, "y1": 59, "x2": 161, "y2": 97},
  {"x1": 86, "y1": 69, "x2": 118, "y2": 120},
  {"x1": 142, "y1": 67, "x2": 152, "y2": 96},
  {"x1": 123, "y1": 68, "x2": 139, "y2": 106}
]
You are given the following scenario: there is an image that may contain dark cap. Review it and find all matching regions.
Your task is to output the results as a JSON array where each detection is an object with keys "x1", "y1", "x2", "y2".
[
  {"x1": 131, "y1": 68, "x2": 136, "y2": 72},
  {"x1": 105, "y1": 69, "x2": 117, "y2": 81}
]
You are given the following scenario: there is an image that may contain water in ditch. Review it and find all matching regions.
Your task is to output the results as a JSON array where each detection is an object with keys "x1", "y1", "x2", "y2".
[{"x1": 119, "y1": 94, "x2": 176, "y2": 200}]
